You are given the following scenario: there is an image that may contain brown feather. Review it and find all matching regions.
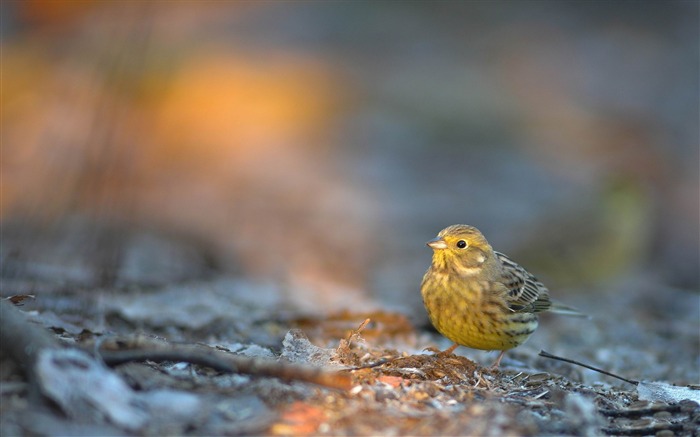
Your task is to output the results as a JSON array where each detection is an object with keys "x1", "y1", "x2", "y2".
[{"x1": 494, "y1": 251, "x2": 552, "y2": 313}]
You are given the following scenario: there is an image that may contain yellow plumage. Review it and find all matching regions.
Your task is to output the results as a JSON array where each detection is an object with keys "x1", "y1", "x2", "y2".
[{"x1": 420, "y1": 224, "x2": 582, "y2": 367}]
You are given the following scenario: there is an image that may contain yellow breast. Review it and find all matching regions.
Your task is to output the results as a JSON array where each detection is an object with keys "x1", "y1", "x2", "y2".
[{"x1": 421, "y1": 272, "x2": 538, "y2": 351}]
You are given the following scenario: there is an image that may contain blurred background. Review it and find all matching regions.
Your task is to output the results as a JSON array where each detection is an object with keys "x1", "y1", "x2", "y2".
[{"x1": 2, "y1": 0, "x2": 698, "y2": 326}]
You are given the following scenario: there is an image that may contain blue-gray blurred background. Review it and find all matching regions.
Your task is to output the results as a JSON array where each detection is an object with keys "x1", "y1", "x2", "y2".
[{"x1": 2, "y1": 1, "x2": 698, "y2": 321}]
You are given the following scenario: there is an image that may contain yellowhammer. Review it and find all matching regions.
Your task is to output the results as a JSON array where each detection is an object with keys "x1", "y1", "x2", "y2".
[{"x1": 421, "y1": 224, "x2": 583, "y2": 368}]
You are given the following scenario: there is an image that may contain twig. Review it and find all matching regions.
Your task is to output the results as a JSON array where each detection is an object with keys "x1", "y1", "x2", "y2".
[
  {"x1": 538, "y1": 350, "x2": 639, "y2": 385},
  {"x1": 341, "y1": 318, "x2": 370, "y2": 346},
  {"x1": 601, "y1": 423, "x2": 685, "y2": 435},
  {"x1": 599, "y1": 404, "x2": 681, "y2": 417},
  {"x1": 0, "y1": 302, "x2": 352, "y2": 391},
  {"x1": 95, "y1": 336, "x2": 353, "y2": 391},
  {"x1": 347, "y1": 357, "x2": 396, "y2": 371}
]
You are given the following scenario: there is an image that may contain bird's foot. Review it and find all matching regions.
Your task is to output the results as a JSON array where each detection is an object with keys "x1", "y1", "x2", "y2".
[
  {"x1": 424, "y1": 343, "x2": 459, "y2": 357},
  {"x1": 488, "y1": 350, "x2": 507, "y2": 370}
]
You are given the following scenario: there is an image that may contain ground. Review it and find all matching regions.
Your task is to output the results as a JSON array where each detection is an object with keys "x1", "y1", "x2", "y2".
[{"x1": 1, "y1": 224, "x2": 698, "y2": 436}]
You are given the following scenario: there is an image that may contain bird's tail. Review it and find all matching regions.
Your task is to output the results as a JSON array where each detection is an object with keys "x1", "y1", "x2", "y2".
[{"x1": 549, "y1": 300, "x2": 590, "y2": 318}]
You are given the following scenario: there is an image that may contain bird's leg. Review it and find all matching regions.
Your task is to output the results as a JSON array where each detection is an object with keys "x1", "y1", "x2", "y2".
[
  {"x1": 489, "y1": 350, "x2": 506, "y2": 369},
  {"x1": 441, "y1": 343, "x2": 459, "y2": 355},
  {"x1": 424, "y1": 343, "x2": 459, "y2": 356}
]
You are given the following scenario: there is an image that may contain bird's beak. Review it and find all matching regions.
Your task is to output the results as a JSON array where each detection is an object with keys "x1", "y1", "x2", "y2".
[{"x1": 426, "y1": 237, "x2": 447, "y2": 250}]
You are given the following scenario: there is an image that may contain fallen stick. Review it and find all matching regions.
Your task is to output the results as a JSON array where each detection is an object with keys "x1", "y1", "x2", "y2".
[
  {"x1": 96, "y1": 336, "x2": 353, "y2": 391},
  {"x1": 1, "y1": 300, "x2": 352, "y2": 391},
  {"x1": 538, "y1": 350, "x2": 639, "y2": 385}
]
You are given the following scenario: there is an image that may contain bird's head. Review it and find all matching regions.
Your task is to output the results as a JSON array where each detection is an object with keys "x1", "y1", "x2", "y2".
[{"x1": 426, "y1": 224, "x2": 493, "y2": 274}]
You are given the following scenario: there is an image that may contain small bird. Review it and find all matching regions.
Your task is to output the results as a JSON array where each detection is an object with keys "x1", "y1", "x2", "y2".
[{"x1": 420, "y1": 224, "x2": 583, "y2": 368}]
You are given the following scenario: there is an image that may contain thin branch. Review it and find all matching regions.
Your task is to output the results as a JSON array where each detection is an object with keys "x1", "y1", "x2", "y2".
[
  {"x1": 601, "y1": 423, "x2": 685, "y2": 435},
  {"x1": 538, "y1": 350, "x2": 639, "y2": 385},
  {"x1": 0, "y1": 301, "x2": 352, "y2": 391},
  {"x1": 94, "y1": 336, "x2": 353, "y2": 391},
  {"x1": 599, "y1": 404, "x2": 681, "y2": 417},
  {"x1": 347, "y1": 357, "x2": 396, "y2": 371}
]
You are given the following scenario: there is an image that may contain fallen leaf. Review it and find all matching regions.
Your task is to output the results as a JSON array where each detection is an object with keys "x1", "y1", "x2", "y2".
[
  {"x1": 4, "y1": 294, "x2": 36, "y2": 305},
  {"x1": 270, "y1": 401, "x2": 327, "y2": 436}
]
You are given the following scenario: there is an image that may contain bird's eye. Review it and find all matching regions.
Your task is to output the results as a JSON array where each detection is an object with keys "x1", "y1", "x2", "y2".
[{"x1": 456, "y1": 240, "x2": 467, "y2": 249}]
